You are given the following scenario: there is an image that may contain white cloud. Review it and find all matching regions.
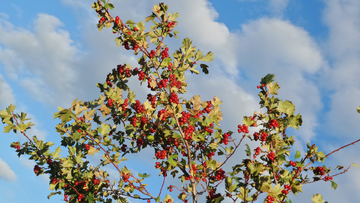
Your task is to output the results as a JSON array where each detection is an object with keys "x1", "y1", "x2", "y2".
[
  {"x1": 0, "y1": 158, "x2": 17, "y2": 181},
  {"x1": 0, "y1": 74, "x2": 15, "y2": 109},
  {"x1": 19, "y1": 157, "x2": 34, "y2": 169},
  {"x1": 269, "y1": 0, "x2": 289, "y2": 17},
  {"x1": 0, "y1": 13, "x2": 78, "y2": 107},
  {"x1": 321, "y1": 0, "x2": 360, "y2": 139}
]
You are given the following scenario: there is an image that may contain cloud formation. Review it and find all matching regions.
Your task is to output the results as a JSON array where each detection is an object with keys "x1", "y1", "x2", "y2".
[
  {"x1": 0, "y1": 13, "x2": 78, "y2": 107},
  {"x1": 0, "y1": 158, "x2": 17, "y2": 181}
]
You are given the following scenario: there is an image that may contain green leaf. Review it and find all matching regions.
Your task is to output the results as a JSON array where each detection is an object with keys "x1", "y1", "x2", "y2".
[
  {"x1": 3, "y1": 124, "x2": 15, "y2": 133},
  {"x1": 330, "y1": 181, "x2": 338, "y2": 190},
  {"x1": 104, "y1": 3, "x2": 114, "y2": 10},
  {"x1": 6, "y1": 104, "x2": 17, "y2": 114},
  {"x1": 267, "y1": 82, "x2": 280, "y2": 95},
  {"x1": 200, "y1": 64, "x2": 209, "y2": 74},
  {"x1": 47, "y1": 191, "x2": 61, "y2": 199},
  {"x1": 295, "y1": 150, "x2": 301, "y2": 160},
  {"x1": 245, "y1": 144, "x2": 251, "y2": 156},
  {"x1": 278, "y1": 100, "x2": 295, "y2": 116},
  {"x1": 261, "y1": 74, "x2": 275, "y2": 84},
  {"x1": 198, "y1": 51, "x2": 214, "y2": 62},
  {"x1": 311, "y1": 194, "x2": 324, "y2": 203}
]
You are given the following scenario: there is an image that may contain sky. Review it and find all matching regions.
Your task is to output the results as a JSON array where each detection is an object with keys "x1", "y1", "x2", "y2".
[{"x1": 0, "y1": 0, "x2": 359, "y2": 202}]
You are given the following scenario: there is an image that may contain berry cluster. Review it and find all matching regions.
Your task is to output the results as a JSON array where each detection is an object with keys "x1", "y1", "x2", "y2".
[
  {"x1": 183, "y1": 125, "x2": 195, "y2": 140},
  {"x1": 266, "y1": 195, "x2": 275, "y2": 203},
  {"x1": 267, "y1": 151, "x2": 275, "y2": 162},
  {"x1": 324, "y1": 175, "x2": 333, "y2": 182},
  {"x1": 122, "y1": 98, "x2": 129, "y2": 111},
  {"x1": 134, "y1": 100, "x2": 145, "y2": 113},
  {"x1": 313, "y1": 166, "x2": 326, "y2": 176},
  {"x1": 34, "y1": 165, "x2": 41, "y2": 176},
  {"x1": 260, "y1": 131, "x2": 268, "y2": 142},
  {"x1": 158, "y1": 79, "x2": 168, "y2": 89},
  {"x1": 155, "y1": 150, "x2": 167, "y2": 159},
  {"x1": 169, "y1": 74, "x2": 182, "y2": 88},
  {"x1": 117, "y1": 64, "x2": 132, "y2": 78},
  {"x1": 222, "y1": 133, "x2": 230, "y2": 145},
  {"x1": 214, "y1": 168, "x2": 226, "y2": 181},
  {"x1": 138, "y1": 70, "x2": 146, "y2": 81},
  {"x1": 289, "y1": 160, "x2": 296, "y2": 167},
  {"x1": 166, "y1": 21, "x2": 176, "y2": 28},
  {"x1": 179, "y1": 111, "x2": 191, "y2": 125},
  {"x1": 281, "y1": 184, "x2": 292, "y2": 195},
  {"x1": 115, "y1": 16, "x2": 120, "y2": 25},
  {"x1": 158, "y1": 109, "x2": 168, "y2": 122},
  {"x1": 149, "y1": 50, "x2": 156, "y2": 58},
  {"x1": 99, "y1": 16, "x2": 106, "y2": 24},
  {"x1": 206, "y1": 151, "x2": 215, "y2": 159},
  {"x1": 256, "y1": 84, "x2": 266, "y2": 89},
  {"x1": 107, "y1": 98, "x2": 114, "y2": 107},
  {"x1": 268, "y1": 119, "x2": 279, "y2": 128},
  {"x1": 253, "y1": 147, "x2": 261, "y2": 158},
  {"x1": 169, "y1": 92, "x2": 179, "y2": 104},
  {"x1": 131, "y1": 116, "x2": 137, "y2": 127},
  {"x1": 161, "y1": 47, "x2": 169, "y2": 60},
  {"x1": 237, "y1": 124, "x2": 249, "y2": 133},
  {"x1": 147, "y1": 94, "x2": 157, "y2": 108}
]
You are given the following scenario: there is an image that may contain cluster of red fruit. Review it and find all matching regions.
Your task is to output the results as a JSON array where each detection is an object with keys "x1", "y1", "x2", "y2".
[
  {"x1": 161, "y1": 47, "x2": 170, "y2": 60},
  {"x1": 116, "y1": 64, "x2": 132, "y2": 78},
  {"x1": 289, "y1": 160, "x2": 296, "y2": 167},
  {"x1": 253, "y1": 131, "x2": 269, "y2": 142},
  {"x1": 266, "y1": 195, "x2": 275, "y2": 203},
  {"x1": 134, "y1": 100, "x2": 145, "y2": 113},
  {"x1": 313, "y1": 166, "x2": 326, "y2": 176},
  {"x1": 99, "y1": 16, "x2": 106, "y2": 24},
  {"x1": 267, "y1": 151, "x2": 275, "y2": 162},
  {"x1": 256, "y1": 84, "x2": 266, "y2": 89},
  {"x1": 149, "y1": 50, "x2": 156, "y2": 58},
  {"x1": 168, "y1": 74, "x2": 182, "y2": 89},
  {"x1": 281, "y1": 184, "x2": 292, "y2": 195},
  {"x1": 169, "y1": 92, "x2": 179, "y2": 104},
  {"x1": 179, "y1": 111, "x2": 191, "y2": 126},
  {"x1": 237, "y1": 124, "x2": 249, "y2": 133},
  {"x1": 268, "y1": 119, "x2": 279, "y2": 129},
  {"x1": 253, "y1": 147, "x2": 261, "y2": 158},
  {"x1": 222, "y1": 132, "x2": 231, "y2": 145},
  {"x1": 147, "y1": 94, "x2": 157, "y2": 108},
  {"x1": 155, "y1": 149, "x2": 167, "y2": 159},
  {"x1": 122, "y1": 98, "x2": 129, "y2": 111},
  {"x1": 324, "y1": 175, "x2": 333, "y2": 182},
  {"x1": 214, "y1": 168, "x2": 226, "y2": 181}
]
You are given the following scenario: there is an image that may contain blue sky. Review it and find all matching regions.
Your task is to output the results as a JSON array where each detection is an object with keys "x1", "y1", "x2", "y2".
[{"x1": 0, "y1": 0, "x2": 359, "y2": 202}]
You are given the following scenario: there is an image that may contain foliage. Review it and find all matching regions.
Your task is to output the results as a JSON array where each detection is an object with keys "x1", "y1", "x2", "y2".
[{"x1": 1, "y1": 1, "x2": 359, "y2": 203}]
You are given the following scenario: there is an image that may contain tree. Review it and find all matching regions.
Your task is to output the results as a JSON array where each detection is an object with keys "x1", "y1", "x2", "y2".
[{"x1": 1, "y1": 1, "x2": 359, "y2": 203}]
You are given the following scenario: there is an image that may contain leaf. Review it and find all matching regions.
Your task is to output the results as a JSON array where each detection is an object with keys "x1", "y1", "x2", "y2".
[
  {"x1": 357, "y1": 106, "x2": 360, "y2": 113},
  {"x1": 198, "y1": 51, "x2": 214, "y2": 62},
  {"x1": 261, "y1": 74, "x2": 275, "y2": 84},
  {"x1": 53, "y1": 147, "x2": 61, "y2": 159},
  {"x1": 6, "y1": 104, "x2": 17, "y2": 114},
  {"x1": 288, "y1": 113, "x2": 302, "y2": 129},
  {"x1": 278, "y1": 100, "x2": 295, "y2": 116},
  {"x1": 295, "y1": 150, "x2": 301, "y2": 160},
  {"x1": 47, "y1": 191, "x2": 61, "y2": 199},
  {"x1": 245, "y1": 144, "x2": 251, "y2": 156},
  {"x1": 330, "y1": 181, "x2": 338, "y2": 190},
  {"x1": 104, "y1": 3, "x2": 114, "y2": 10},
  {"x1": 352, "y1": 163, "x2": 359, "y2": 168},
  {"x1": 200, "y1": 64, "x2": 209, "y2": 74},
  {"x1": 267, "y1": 82, "x2": 280, "y2": 95},
  {"x1": 311, "y1": 194, "x2": 324, "y2": 203}
]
